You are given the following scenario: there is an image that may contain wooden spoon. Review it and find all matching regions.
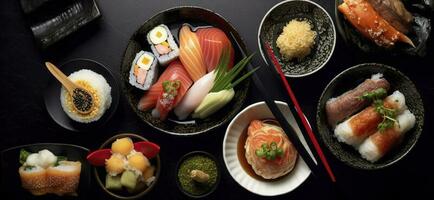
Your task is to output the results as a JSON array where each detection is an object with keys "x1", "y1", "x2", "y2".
[{"x1": 45, "y1": 62, "x2": 93, "y2": 115}]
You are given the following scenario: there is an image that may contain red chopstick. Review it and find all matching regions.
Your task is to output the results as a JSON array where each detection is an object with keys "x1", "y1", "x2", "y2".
[{"x1": 263, "y1": 42, "x2": 336, "y2": 182}]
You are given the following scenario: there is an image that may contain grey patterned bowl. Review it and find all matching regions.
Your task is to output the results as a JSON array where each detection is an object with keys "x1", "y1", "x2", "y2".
[
  {"x1": 120, "y1": 6, "x2": 250, "y2": 136},
  {"x1": 316, "y1": 63, "x2": 424, "y2": 170},
  {"x1": 258, "y1": 0, "x2": 336, "y2": 77}
]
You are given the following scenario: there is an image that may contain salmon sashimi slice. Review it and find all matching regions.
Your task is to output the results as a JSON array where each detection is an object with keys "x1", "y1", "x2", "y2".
[
  {"x1": 338, "y1": 0, "x2": 414, "y2": 47},
  {"x1": 196, "y1": 27, "x2": 235, "y2": 72},
  {"x1": 179, "y1": 25, "x2": 207, "y2": 81},
  {"x1": 137, "y1": 60, "x2": 193, "y2": 111}
]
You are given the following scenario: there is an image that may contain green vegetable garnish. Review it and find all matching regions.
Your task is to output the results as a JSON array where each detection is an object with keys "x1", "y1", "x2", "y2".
[
  {"x1": 255, "y1": 142, "x2": 284, "y2": 161},
  {"x1": 24, "y1": 166, "x2": 35, "y2": 171},
  {"x1": 193, "y1": 47, "x2": 259, "y2": 119},
  {"x1": 359, "y1": 88, "x2": 398, "y2": 132},
  {"x1": 210, "y1": 47, "x2": 259, "y2": 93},
  {"x1": 358, "y1": 88, "x2": 387, "y2": 101},
  {"x1": 373, "y1": 99, "x2": 398, "y2": 132},
  {"x1": 162, "y1": 80, "x2": 180, "y2": 97},
  {"x1": 19, "y1": 149, "x2": 31, "y2": 165}
]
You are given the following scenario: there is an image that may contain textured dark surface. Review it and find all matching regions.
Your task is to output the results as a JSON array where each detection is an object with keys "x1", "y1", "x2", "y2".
[
  {"x1": 316, "y1": 63, "x2": 424, "y2": 170},
  {"x1": 1, "y1": 0, "x2": 434, "y2": 199}
]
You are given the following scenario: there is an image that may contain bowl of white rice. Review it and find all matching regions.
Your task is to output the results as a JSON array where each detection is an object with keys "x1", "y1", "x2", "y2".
[
  {"x1": 44, "y1": 59, "x2": 120, "y2": 132},
  {"x1": 258, "y1": 0, "x2": 336, "y2": 77}
]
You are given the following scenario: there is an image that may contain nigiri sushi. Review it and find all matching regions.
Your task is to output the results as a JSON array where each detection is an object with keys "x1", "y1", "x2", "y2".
[
  {"x1": 326, "y1": 73, "x2": 390, "y2": 127},
  {"x1": 179, "y1": 24, "x2": 207, "y2": 81},
  {"x1": 174, "y1": 71, "x2": 216, "y2": 120},
  {"x1": 129, "y1": 51, "x2": 158, "y2": 90},
  {"x1": 334, "y1": 90, "x2": 406, "y2": 147},
  {"x1": 338, "y1": 0, "x2": 414, "y2": 47},
  {"x1": 147, "y1": 24, "x2": 180, "y2": 66},
  {"x1": 196, "y1": 27, "x2": 235, "y2": 72},
  {"x1": 358, "y1": 110, "x2": 415, "y2": 162},
  {"x1": 137, "y1": 60, "x2": 193, "y2": 119}
]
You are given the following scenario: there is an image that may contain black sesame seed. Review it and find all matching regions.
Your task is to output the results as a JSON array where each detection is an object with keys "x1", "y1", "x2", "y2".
[{"x1": 72, "y1": 88, "x2": 93, "y2": 112}]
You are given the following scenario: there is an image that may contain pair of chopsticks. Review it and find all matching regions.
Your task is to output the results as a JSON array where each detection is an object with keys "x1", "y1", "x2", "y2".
[
  {"x1": 229, "y1": 32, "x2": 322, "y2": 178},
  {"x1": 259, "y1": 38, "x2": 336, "y2": 182}
]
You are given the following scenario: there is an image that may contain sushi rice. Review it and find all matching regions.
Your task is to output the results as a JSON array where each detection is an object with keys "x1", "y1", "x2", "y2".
[{"x1": 60, "y1": 69, "x2": 112, "y2": 123}]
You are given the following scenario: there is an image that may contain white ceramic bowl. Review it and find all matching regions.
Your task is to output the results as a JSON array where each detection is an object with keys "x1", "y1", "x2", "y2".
[{"x1": 223, "y1": 101, "x2": 313, "y2": 196}]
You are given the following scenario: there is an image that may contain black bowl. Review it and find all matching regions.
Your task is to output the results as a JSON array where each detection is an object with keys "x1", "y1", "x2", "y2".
[
  {"x1": 0, "y1": 143, "x2": 91, "y2": 199},
  {"x1": 175, "y1": 151, "x2": 220, "y2": 199},
  {"x1": 258, "y1": 0, "x2": 336, "y2": 77},
  {"x1": 120, "y1": 6, "x2": 250, "y2": 136},
  {"x1": 44, "y1": 58, "x2": 120, "y2": 132},
  {"x1": 94, "y1": 133, "x2": 161, "y2": 200},
  {"x1": 316, "y1": 63, "x2": 424, "y2": 170}
]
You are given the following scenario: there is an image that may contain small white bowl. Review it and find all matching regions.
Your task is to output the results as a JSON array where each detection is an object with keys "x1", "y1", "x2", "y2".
[{"x1": 223, "y1": 101, "x2": 313, "y2": 196}]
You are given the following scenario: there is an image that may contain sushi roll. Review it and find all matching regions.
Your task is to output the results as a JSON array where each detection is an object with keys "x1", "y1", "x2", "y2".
[
  {"x1": 46, "y1": 161, "x2": 82, "y2": 196},
  {"x1": 358, "y1": 110, "x2": 416, "y2": 162},
  {"x1": 147, "y1": 24, "x2": 179, "y2": 66},
  {"x1": 334, "y1": 91, "x2": 406, "y2": 147},
  {"x1": 18, "y1": 166, "x2": 49, "y2": 195},
  {"x1": 129, "y1": 51, "x2": 158, "y2": 91},
  {"x1": 326, "y1": 73, "x2": 390, "y2": 127}
]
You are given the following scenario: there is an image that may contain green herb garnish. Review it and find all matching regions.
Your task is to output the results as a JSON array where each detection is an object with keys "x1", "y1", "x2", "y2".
[
  {"x1": 373, "y1": 99, "x2": 398, "y2": 132},
  {"x1": 19, "y1": 149, "x2": 31, "y2": 165},
  {"x1": 358, "y1": 88, "x2": 387, "y2": 101},
  {"x1": 359, "y1": 88, "x2": 398, "y2": 132},
  {"x1": 24, "y1": 166, "x2": 35, "y2": 171},
  {"x1": 255, "y1": 142, "x2": 284, "y2": 161},
  {"x1": 210, "y1": 47, "x2": 259, "y2": 93}
]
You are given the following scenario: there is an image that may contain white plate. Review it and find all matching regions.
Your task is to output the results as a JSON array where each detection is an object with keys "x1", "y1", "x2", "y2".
[{"x1": 223, "y1": 101, "x2": 314, "y2": 196}]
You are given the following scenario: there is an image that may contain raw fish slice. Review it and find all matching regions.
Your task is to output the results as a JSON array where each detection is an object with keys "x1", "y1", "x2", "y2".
[
  {"x1": 334, "y1": 91, "x2": 406, "y2": 147},
  {"x1": 196, "y1": 27, "x2": 235, "y2": 72},
  {"x1": 326, "y1": 74, "x2": 390, "y2": 127},
  {"x1": 137, "y1": 61, "x2": 193, "y2": 111},
  {"x1": 338, "y1": 0, "x2": 414, "y2": 47},
  {"x1": 358, "y1": 110, "x2": 415, "y2": 162},
  {"x1": 174, "y1": 71, "x2": 216, "y2": 120},
  {"x1": 366, "y1": 0, "x2": 413, "y2": 34},
  {"x1": 179, "y1": 25, "x2": 207, "y2": 81},
  {"x1": 153, "y1": 80, "x2": 182, "y2": 120}
]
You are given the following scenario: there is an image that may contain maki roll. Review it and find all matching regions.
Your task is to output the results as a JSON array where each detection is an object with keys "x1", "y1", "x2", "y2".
[
  {"x1": 147, "y1": 24, "x2": 180, "y2": 66},
  {"x1": 129, "y1": 51, "x2": 158, "y2": 91}
]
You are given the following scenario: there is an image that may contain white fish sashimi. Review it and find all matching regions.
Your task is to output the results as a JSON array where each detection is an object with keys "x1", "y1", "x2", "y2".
[{"x1": 174, "y1": 71, "x2": 216, "y2": 120}]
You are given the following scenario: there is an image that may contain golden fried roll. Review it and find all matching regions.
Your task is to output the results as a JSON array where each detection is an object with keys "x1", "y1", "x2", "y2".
[
  {"x1": 46, "y1": 161, "x2": 81, "y2": 196},
  {"x1": 338, "y1": 0, "x2": 414, "y2": 47},
  {"x1": 18, "y1": 166, "x2": 49, "y2": 195}
]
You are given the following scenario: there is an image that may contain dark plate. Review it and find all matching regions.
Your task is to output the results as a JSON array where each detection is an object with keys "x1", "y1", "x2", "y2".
[
  {"x1": 175, "y1": 151, "x2": 220, "y2": 199},
  {"x1": 316, "y1": 63, "x2": 424, "y2": 170},
  {"x1": 44, "y1": 58, "x2": 120, "y2": 132},
  {"x1": 120, "y1": 6, "x2": 250, "y2": 136},
  {"x1": 0, "y1": 143, "x2": 91, "y2": 199},
  {"x1": 335, "y1": 0, "x2": 432, "y2": 57},
  {"x1": 21, "y1": 0, "x2": 101, "y2": 48},
  {"x1": 258, "y1": 0, "x2": 336, "y2": 77},
  {"x1": 94, "y1": 133, "x2": 161, "y2": 200}
]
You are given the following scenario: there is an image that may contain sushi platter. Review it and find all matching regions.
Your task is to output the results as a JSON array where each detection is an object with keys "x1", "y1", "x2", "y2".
[{"x1": 1, "y1": 0, "x2": 433, "y2": 199}]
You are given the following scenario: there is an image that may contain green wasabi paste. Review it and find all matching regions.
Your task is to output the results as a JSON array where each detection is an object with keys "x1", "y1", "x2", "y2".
[{"x1": 177, "y1": 155, "x2": 218, "y2": 196}]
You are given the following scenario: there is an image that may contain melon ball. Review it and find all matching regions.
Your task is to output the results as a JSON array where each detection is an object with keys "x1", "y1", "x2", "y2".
[
  {"x1": 105, "y1": 154, "x2": 125, "y2": 175},
  {"x1": 111, "y1": 137, "x2": 133, "y2": 155},
  {"x1": 127, "y1": 152, "x2": 150, "y2": 173}
]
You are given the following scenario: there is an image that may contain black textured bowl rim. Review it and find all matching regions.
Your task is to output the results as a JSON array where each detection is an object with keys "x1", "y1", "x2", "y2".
[
  {"x1": 44, "y1": 58, "x2": 120, "y2": 132},
  {"x1": 93, "y1": 133, "x2": 161, "y2": 200},
  {"x1": 120, "y1": 6, "x2": 250, "y2": 136},
  {"x1": 175, "y1": 151, "x2": 221, "y2": 198},
  {"x1": 316, "y1": 63, "x2": 424, "y2": 170},
  {"x1": 257, "y1": 0, "x2": 336, "y2": 78}
]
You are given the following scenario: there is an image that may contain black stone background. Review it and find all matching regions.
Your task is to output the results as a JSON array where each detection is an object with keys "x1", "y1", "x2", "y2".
[{"x1": 1, "y1": 0, "x2": 433, "y2": 199}]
